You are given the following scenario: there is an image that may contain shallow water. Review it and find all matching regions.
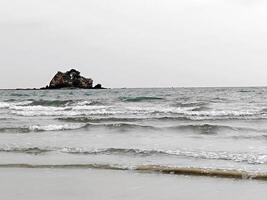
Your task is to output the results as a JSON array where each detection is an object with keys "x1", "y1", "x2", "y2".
[{"x1": 1, "y1": 88, "x2": 267, "y2": 175}]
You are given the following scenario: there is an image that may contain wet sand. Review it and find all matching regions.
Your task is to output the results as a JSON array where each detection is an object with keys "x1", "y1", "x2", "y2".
[{"x1": 0, "y1": 168, "x2": 266, "y2": 200}]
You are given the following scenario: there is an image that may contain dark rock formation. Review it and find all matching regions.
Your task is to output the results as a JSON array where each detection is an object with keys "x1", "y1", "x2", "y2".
[
  {"x1": 93, "y1": 84, "x2": 104, "y2": 89},
  {"x1": 42, "y1": 69, "x2": 103, "y2": 89}
]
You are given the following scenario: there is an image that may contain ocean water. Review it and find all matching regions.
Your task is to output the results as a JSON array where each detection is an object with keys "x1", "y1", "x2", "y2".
[{"x1": 1, "y1": 87, "x2": 267, "y2": 178}]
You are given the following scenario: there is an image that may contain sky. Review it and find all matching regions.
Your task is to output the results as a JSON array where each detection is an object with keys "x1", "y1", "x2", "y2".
[{"x1": 1, "y1": 0, "x2": 267, "y2": 88}]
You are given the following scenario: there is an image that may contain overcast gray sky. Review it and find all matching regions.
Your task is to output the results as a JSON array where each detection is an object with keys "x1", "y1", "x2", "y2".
[{"x1": 0, "y1": 0, "x2": 267, "y2": 88}]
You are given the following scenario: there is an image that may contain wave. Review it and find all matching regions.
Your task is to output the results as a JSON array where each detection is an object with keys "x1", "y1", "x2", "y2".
[
  {"x1": 0, "y1": 123, "x2": 156, "y2": 133},
  {"x1": 29, "y1": 124, "x2": 86, "y2": 131},
  {"x1": 85, "y1": 123, "x2": 157, "y2": 131},
  {"x1": 1, "y1": 100, "x2": 105, "y2": 110},
  {"x1": 29, "y1": 100, "x2": 74, "y2": 107},
  {"x1": 231, "y1": 135, "x2": 267, "y2": 140},
  {"x1": 30, "y1": 123, "x2": 153, "y2": 132},
  {"x1": 191, "y1": 106, "x2": 211, "y2": 111},
  {"x1": 56, "y1": 116, "x2": 194, "y2": 123},
  {"x1": 135, "y1": 165, "x2": 267, "y2": 180},
  {"x1": 260, "y1": 108, "x2": 267, "y2": 114},
  {"x1": 0, "y1": 124, "x2": 86, "y2": 133},
  {"x1": 1, "y1": 145, "x2": 267, "y2": 165},
  {"x1": 0, "y1": 102, "x2": 15, "y2": 108},
  {"x1": 10, "y1": 93, "x2": 30, "y2": 97},
  {"x1": 210, "y1": 97, "x2": 230, "y2": 102},
  {"x1": 62, "y1": 147, "x2": 162, "y2": 155},
  {"x1": 85, "y1": 122, "x2": 266, "y2": 134},
  {"x1": 166, "y1": 124, "x2": 264, "y2": 134},
  {"x1": 0, "y1": 101, "x2": 32, "y2": 109},
  {"x1": 1, "y1": 122, "x2": 266, "y2": 134},
  {"x1": 172, "y1": 102, "x2": 207, "y2": 108},
  {"x1": 75, "y1": 100, "x2": 104, "y2": 106},
  {"x1": 0, "y1": 118, "x2": 14, "y2": 121},
  {"x1": 0, "y1": 127, "x2": 32, "y2": 133},
  {"x1": 61, "y1": 147, "x2": 267, "y2": 164},
  {"x1": 10, "y1": 104, "x2": 112, "y2": 116},
  {"x1": 57, "y1": 117, "x2": 145, "y2": 123},
  {"x1": 238, "y1": 90, "x2": 252, "y2": 93},
  {"x1": 9, "y1": 103, "x2": 263, "y2": 120},
  {"x1": 168, "y1": 124, "x2": 232, "y2": 134},
  {"x1": 45, "y1": 123, "x2": 230, "y2": 133},
  {"x1": 10, "y1": 105, "x2": 69, "y2": 112},
  {"x1": 120, "y1": 96, "x2": 164, "y2": 102},
  {"x1": 0, "y1": 163, "x2": 266, "y2": 180},
  {"x1": 0, "y1": 147, "x2": 52, "y2": 154}
]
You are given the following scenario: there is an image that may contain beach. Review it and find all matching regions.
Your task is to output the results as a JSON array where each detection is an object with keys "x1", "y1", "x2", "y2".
[{"x1": 0, "y1": 168, "x2": 266, "y2": 200}]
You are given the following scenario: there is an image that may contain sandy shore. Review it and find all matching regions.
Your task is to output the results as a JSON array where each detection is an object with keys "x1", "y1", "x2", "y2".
[{"x1": 0, "y1": 168, "x2": 266, "y2": 200}]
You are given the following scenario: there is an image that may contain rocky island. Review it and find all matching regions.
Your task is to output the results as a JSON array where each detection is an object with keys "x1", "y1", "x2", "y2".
[{"x1": 41, "y1": 69, "x2": 104, "y2": 89}]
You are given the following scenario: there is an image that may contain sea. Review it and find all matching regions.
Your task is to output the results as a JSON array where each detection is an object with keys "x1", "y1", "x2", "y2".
[{"x1": 1, "y1": 87, "x2": 267, "y2": 180}]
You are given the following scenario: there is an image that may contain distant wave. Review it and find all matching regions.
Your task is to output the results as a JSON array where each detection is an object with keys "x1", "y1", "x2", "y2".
[
  {"x1": 172, "y1": 102, "x2": 207, "y2": 108},
  {"x1": 10, "y1": 93, "x2": 30, "y2": 97},
  {"x1": 11, "y1": 108, "x2": 262, "y2": 120},
  {"x1": 4, "y1": 99, "x2": 263, "y2": 120},
  {"x1": 120, "y1": 96, "x2": 164, "y2": 102},
  {"x1": 191, "y1": 106, "x2": 211, "y2": 111},
  {"x1": 1, "y1": 99, "x2": 104, "y2": 109},
  {"x1": 238, "y1": 89, "x2": 252, "y2": 93},
  {"x1": 0, "y1": 163, "x2": 266, "y2": 180}
]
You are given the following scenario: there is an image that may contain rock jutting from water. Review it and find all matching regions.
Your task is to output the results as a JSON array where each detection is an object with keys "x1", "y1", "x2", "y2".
[{"x1": 41, "y1": 69, "x2": 104, "y2": 89}]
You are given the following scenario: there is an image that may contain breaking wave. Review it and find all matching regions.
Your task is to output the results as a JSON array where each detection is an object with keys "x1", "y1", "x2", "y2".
[
  {"x1": 0, "y1": 101, "x2": 32, "y2": 108},
  {"x1": 0, "y1": 100, "x2": 104, "y2": 110},
  {"x1": 1, "y1": 145, "x2": 267, "y2": 166},
  {"x1": 11, "y1": 107, "x2": 262, "y2": 120},
  {"x1": 29, "y1": 124, "x2": 86, "y2": 131},
  {"x1": 62, "y1": 147, "x2": 267, "y2": 164}
]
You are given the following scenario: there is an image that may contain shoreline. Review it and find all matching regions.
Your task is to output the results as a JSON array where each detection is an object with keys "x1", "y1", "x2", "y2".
[{"x1": 0, "y1": 163, "x2": 266, "y2": 181}]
